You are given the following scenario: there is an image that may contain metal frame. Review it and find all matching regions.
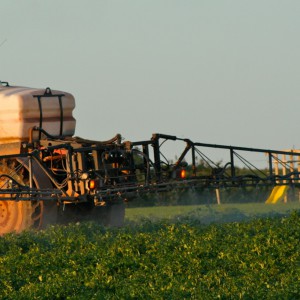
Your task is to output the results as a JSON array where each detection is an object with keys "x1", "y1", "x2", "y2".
[{"x1": 1, "y1": 132, "x2": 300, "y2": 202}]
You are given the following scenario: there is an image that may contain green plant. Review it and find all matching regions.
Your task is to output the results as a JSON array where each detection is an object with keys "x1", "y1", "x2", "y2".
[{"x1": 0, "y1": 211, "x2": 299, "y2": 299}]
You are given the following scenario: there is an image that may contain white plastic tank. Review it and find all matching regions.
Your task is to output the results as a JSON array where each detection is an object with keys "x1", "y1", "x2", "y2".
[{"x1": 0, "y1": 83, "x2": 76, "y2": 144}]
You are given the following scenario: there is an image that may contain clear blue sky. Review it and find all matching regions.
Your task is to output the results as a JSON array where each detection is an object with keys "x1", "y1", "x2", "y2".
[{"x1": 1, "y1": 1, "x2": 300, "y2": 161}]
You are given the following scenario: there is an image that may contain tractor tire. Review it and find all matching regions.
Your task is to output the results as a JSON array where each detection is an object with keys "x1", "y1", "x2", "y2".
[
  {"x1": 0, "y1": 162, "x2": 40, "y2": 235},
  {"x1": 0, "y1": 200, "x2": 35, "y2": 235},
  {"x1": 91, "y1": 201, "x2": 125, "y2": 227},
  {"x1": 105, "y1": 202, "x2": 126, "y2": 227},
  {"x1": 0, "y1": 159, "x2": 54, "y2": 235}
]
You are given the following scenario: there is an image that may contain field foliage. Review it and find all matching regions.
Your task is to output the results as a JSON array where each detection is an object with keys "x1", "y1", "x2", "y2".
[{"x1": 0, "y1": 210, "x2": 300, "y2": 299}]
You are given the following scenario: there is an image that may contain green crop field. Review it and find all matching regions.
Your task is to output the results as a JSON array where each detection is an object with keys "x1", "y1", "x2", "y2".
[
  {"x1": 126, "y1": 202, "x2": 300, "y2": 223},
  {"x1": 0, "y1": 205, "x2": 300, "y2": 299}
]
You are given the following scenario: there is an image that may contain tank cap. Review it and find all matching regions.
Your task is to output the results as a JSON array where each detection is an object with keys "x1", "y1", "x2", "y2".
[
  {"x1": 0, "y1": 81, "x2": 9, "y2": 86},
  {"x1": 44, "y1": 87, "x2": 52, "y2": 96}
]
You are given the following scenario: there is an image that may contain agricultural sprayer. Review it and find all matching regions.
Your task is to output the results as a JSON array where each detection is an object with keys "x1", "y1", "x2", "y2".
[{"x1": 1, "y1": 81, "x2": 299, "y2": 234}]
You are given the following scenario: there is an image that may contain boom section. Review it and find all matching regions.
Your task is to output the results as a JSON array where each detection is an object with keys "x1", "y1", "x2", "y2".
[{"x1": 0, "y1": 133, "x2": 300, "y2": 202}]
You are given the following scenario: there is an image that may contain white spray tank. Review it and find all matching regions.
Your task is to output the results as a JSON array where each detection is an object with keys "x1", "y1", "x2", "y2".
[{"x1": 0, "y1": 82, "x2": 76, "y2": 152}]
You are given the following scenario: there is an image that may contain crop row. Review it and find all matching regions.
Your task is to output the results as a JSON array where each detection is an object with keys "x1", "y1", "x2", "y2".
[{"x1": 0, "y1": 212, "x2": 300, "y2": 299}]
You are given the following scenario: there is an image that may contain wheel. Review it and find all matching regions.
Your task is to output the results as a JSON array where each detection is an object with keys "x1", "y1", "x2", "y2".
[
  {"x1": 90, "y1": 201, "x2": 125, "y2": 227},
  {"x1": 106, "y1": 202, "x2": 126, "y2": 227},
  {"x1": 0, "y1": 201, "x2": 34, "y2": 235},
  {"x1": 0, "y1": 160, "x2": 44, "y2": 235}
]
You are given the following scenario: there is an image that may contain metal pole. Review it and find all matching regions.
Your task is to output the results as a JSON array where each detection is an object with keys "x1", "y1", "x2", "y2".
[
  {"x1": 192, "y1": 145, "x2": 196, "y2": 176},
  {"x1": 230, "y1": 148, "x2": 235, "y2": 178},
  {"x1": 268, "y1": 152, "x2": 274, "y2": 184},
  {"x1": 152, "y1": 134, "x2": 161, "y2": 182},
  {"x1": 215, "y1": 188, "x2": 221, "y2": 205},
  {"x1": 28, "y1": 155, "x2": 33, "y2": 189}
]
